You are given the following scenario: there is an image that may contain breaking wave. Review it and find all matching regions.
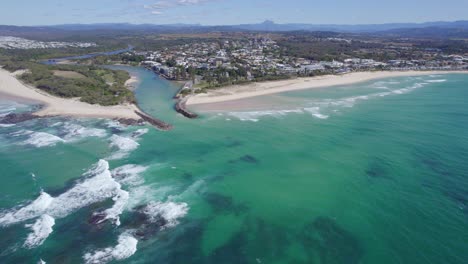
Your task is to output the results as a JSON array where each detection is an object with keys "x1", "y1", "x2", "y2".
[
  {"x1": 62, "y1": 122, "x2": 107, "y2": 141},
  {"x1": 83, "y1": 233, "x2": 138, "y2": 264},
  {"x1": 141, "y1": 201, "x2": 189, "y2": 228},
  {"x1": 23, "y1": 214, "x2": 55, "y2": 249},
  {"x1": 19, "y1": 130, "x2": 65, "y2": 147},
  {"x1": 108, "y1": 135, "x2": 140, "y2": 160},
  {"x1": 226, "y1": 81, "x2": 430, "y2": 122},
  {"x1": 0, "y1": 160, "x2": 122, "y2": 227},
  {"x1": 111, "y1": 164, "x2": 148, "y2": 186},
  {"x1": 227, "y1": 109, "x2": 303, "y2": 122},
  {"x1": 426, "y1": 79, "x2": 447, "y2": 83}
]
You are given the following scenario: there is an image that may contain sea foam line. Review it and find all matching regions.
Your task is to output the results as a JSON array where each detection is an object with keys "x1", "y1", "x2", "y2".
[
  {"x1": 226, "y1": 81, "x2": 430, "y2": 122},
  {"x1": 83, "y1": 233, "x2": 138, "y2": 264}
]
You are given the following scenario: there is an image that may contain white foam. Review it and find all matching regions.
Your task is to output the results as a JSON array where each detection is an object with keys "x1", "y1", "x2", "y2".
[
  {"x1": 303, "y1": 107, "x2": 329, "y2": 119},
  {"x1": 0, "y1": 123, "x2": 15, "y2": 127},
  {"x1": 228, "y1": 109, "x2": 302, "y2": 122},
  {"x1": 111, "y1": 165, "x2": 148, "y2": 186},
  {"x1": 0, "y1": 191, "x2": 53, "y2": 226},
  {"x1": 22, "y1": 131, "x2": 65, "y2": 147},
  {"x1": 83, "y1": 233, "x2": 138, "y2": 264},
  {"x1": 38, "y1": 260, "x2": 46, "y2": 264},
  {"x1": 62, "y1": 123, "x2": 107, "y2": 141},
  {"x1": 99, "y1": 190, "x2": 129, "y2": 226},
  {"x1": 105, "y1": 120, "x2": 125, "y2": 129},
  {"x1": 0, "y1": 160, "x2": 122, "y2": 225},
  {"x1": 131, "y1": 128, "x2": 149, "y2": 138},
  {"x1": 142, "y1": 201, "x2": 189, "y2": 228},
  {"x1": 108, "y1": 135, "x2": 139, "y2": 160},
  {"x1": 23, "y1": 214, "x2": 55, "y2": 249},
  {"x1": 426, "y1": 79, "x2": 447, "y2": 83}
]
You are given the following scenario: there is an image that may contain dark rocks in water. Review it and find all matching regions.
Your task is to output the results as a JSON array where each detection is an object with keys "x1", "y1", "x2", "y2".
[
  {"x1": 115, "y1": 118, "x2": 145, "y2": 127},
  {"x1": 301, "y1": 216, "x2": 363, "y2": 264},
  {"x1": 0, "y1": 112, "x2": 39, "y2": 124},
  {"x1": 135, "y1": 111, "x2": 173, "y2": 131},
  {"x1": 88, "y1": 212, "x2": 107, "y2": 225},
  {"x1": 119, "y1": 204, "x2": 170, "y2": 240},
  {"x1": 110, "y1": 127, "x2": 123, "y2": 134},
  {"x1": 175, "y1": 100, "x2": 198, "y2": 119}
]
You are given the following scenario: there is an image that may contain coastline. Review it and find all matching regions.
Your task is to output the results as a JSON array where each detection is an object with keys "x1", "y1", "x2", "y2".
[
  {"x1": 125, "y1": 75, "x2": 140, "y2": 90},
  {"x1": 0, "y1": 68, "x2": 141, "y2": 120},
  {"x1": 186, "y1": 70, "x2": 468, "y2": 106}
]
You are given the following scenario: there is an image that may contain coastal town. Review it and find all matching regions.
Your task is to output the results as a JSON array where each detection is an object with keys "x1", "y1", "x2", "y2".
[
  {"x1": 136, "y1": 34, "x2": 468, "y2": 93},
  {"x1": 0, "y1": 36, "x2": 96, "y2": 49}
]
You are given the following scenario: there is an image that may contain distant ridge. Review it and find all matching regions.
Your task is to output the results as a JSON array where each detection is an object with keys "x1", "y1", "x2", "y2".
[
  {"x1": 1, "y1": 20, "x2": 468, "y2": 39},
  {"x1": 0, "y1": 20, "x2": 466, "y2": 32}
]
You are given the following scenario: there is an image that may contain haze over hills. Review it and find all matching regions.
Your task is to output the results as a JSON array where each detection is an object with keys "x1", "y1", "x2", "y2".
[{"x1": 1, "y1": 20, "x2": 468, "y2": 35}]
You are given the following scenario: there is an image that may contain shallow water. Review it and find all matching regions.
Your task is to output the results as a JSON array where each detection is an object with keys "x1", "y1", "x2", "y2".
[{"x1": 0, "y1": 68, "x2": 467, "y2": 264}]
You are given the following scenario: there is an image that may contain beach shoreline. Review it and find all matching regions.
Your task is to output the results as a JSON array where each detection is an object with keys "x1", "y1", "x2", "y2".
[
  {"x1": 0, "y1": 68, "x2": 141, "y2": 120},
  {"x1": 125, "y1": 75, "x2": 140, "y2": 90},
  {"x1": 186, "y1": 71, "x2": 468, "y2": 107}
]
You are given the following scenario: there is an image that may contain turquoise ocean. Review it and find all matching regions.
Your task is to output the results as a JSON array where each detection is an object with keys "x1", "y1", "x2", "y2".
[{"x1": 0, "y1": 67, "x2": 467, "y2": 264}]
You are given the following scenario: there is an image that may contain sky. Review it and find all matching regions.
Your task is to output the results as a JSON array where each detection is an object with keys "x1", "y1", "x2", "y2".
[{"x1": 2, "y1": 0, "x2": 468, "y2": 26}]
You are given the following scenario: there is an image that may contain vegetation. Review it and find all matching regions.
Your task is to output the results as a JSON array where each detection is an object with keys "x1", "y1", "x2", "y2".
[{"x1": 1, "y1": 60, "x2": 134, "y2": 105}]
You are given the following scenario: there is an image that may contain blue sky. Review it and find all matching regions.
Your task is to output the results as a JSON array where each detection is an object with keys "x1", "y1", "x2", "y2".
[{"x1": 2, "y1": 0, "x2": 468, "y2": 26}]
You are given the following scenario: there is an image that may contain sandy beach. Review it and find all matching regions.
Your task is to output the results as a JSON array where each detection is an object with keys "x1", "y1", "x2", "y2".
[
  {"x1": 0, "y1": 68, "x2": 141, "y2": 119},
  {"x1": 186, "y1": 71, "x2": 468, "y2": 106},
  {"x1": 125, "y1": 75, "x2": 140, "y2": 90}
]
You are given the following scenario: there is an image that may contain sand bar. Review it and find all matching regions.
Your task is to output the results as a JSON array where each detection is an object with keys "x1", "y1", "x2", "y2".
[
  {"x1": 0, "y1": 68, "x2": 140, "y2": 119},
  {"x1": 186, "y1": 71, "x2": 467, "y2": 106}
]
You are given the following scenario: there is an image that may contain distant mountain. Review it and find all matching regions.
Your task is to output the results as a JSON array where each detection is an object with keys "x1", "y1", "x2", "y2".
[
  {"x1": 232, "y1": 20, "x2": 468, "y2": 33},
  {"x1": 1, "y1": 20, "x2": 468, "y2": 39},
  {"x1": 376, "y1": 27, "x2": 468, "y2": 39},
  {"x1": 6, "y1": 20, "x2": 468, "y2": 33}
]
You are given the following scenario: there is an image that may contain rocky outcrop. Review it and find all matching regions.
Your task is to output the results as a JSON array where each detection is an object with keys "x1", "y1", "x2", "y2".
[
  {"x1": 0, "y1": 112, "x2": 40, "y2": 124},
  {"x1": 115, "y1": 118, "x2": 145, "y2": 127},
  {"x1": 134, "y1": 111, "x2": 173, "y2": 131},
  {"x1": 175, "y1": 100, "x2": 198, "y2": 119}
]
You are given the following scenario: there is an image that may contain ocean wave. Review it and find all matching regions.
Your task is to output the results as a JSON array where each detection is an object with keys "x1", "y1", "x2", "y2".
[
  {"x1": 112, "y1": 164, "x2": 148, "y2": 186},
  {"x1": 131, "y1": 128, "x2": 149, "y2": 138},
  {"x1": 303, "y1": 107, "x2": 329, "y2": 119},
  {"x1": 22, "y1": 131, "x2": 65, "y2": 147},
  {"x1": 83, "y1": 233, "x2": 138, "y2": 264},
  {"x1": 62, "y1": 122, "x2": 107, "y2": 141},
  {"x1": 108, "y1": 135, "x2": 140, "y2": 160},
  {"x1": 141, "y1": 201, "x2": 189, "y2": 228},
  {"x1": 0, "y1": 123, "x2": 16, "y2": 127},
  {"x1": 227, "y1": 109, "x2": 303, "y2": 122},
  {"x1": 0, "y1": 160, "x2": 123, "y2": 225},
  {"x1": 98, "y1": 190, "x2": 129, "y2": 226},
  {"x1": 23, "y1": 214, "x2": 55, "y2": 249},
  {"x1": 225, "y1": 81, "x2": 429, "y2": 122},
  {"x1": 0, "y1": 101, "x2": 28, "y2": 117},
  {"x1": 426, "y1": 79, "x2": 447, "y2": 83}
]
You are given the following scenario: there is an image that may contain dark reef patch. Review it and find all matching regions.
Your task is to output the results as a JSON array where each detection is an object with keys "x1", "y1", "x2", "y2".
[
  {"x1": 229, "y1": 155, "x2": 259, "y2": 164},
  {"x1": 301, "y1": 216, "x2": 363, "y2": 264},
  {"x1": 203, "y1": 192, "x2": 248, "y2": 215},
  {"x1": 365, "y1": 158, "x2": 393, "y2": 180}
]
